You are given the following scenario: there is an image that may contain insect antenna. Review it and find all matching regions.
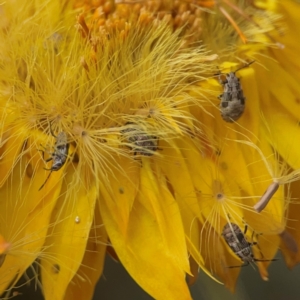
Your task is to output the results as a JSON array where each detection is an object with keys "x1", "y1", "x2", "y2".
[
  {"x1": 254, "y1": 258, "x2": 278, "y2": 263},
  {"x1": 233, "y1": 60, "x2": 255, "y2": 73}
]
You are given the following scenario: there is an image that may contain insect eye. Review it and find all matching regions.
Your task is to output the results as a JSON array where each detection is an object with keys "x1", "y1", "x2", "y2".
[
  {"x1": 237, "y1": 233, "x2": 244, "y2": 240},
  {"x1": 221, "y1": 102, "x2": 229, "y2": 108}
]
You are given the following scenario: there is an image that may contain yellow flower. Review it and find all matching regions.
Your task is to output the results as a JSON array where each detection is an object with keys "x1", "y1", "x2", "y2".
[{"x1": 1, "y1": 0, "x2": 300, "y2": 299}]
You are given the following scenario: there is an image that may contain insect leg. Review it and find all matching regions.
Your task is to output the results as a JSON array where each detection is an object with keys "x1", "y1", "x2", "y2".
[
  {"x1": 39, "y1": 149, "x2": 53, "y2": 163},
  {"x1": 48, "y1": 120, "x2": 57, "y2": 138},
  {"x1": 227, "y1": 261, "x2": 249, "y2": 268},
  {"x1": 44, "y1": 166, "x2": 55, "y2": 171},
  {"x1": 45, "y1": 157, "x2": 53, "y2": 163},
  {"x1": 38, "y1": 170, "x2": 53, "y2": 191},
  {"x1": 218, "y1": 74, "x2": 228, "y2": 86},
  {"x1": 251, "y1": 231, "x2": 265, "y2": 258},
  {"x1": 39, "y1": 149, "x2": 46, "y2": 160},
  {"x1": 244, "y1": 224, "x2": 248, "y2": 235},
  {"x1": 249, "y1": 241, "x2": 258, "y2": 246},
  {"x1": 213, "y1": 66, "x2": 226, "y2": 85}
]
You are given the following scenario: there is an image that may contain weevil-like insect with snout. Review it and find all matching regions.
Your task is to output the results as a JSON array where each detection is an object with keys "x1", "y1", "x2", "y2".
[
  {"x1": 222, "y1": 222, "x2": 277, "y2": 268},
  {"x1": 39, "y1": 126, "x2": 69, "y2": 191},
  {"x1": 217, "y1": 61, "x2": 255, "y2": 122},
  {"x1": 121, "y1": 122, "x2": 159, "y2": 156}
]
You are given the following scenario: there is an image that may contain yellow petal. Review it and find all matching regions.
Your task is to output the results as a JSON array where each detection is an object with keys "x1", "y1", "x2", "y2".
[
  {"x1": 100, "y1": 187, "x2": 192, "y2": 300},
  {"x1": 0, "y1": 125, "x2": 28, "y2": 187},
  {"x1": 187, "y1": 256, "x2": 199, "y2": 286},
  {"x1": 259, "y1": 58, "x2": 300, "y2": 121},
  {"x1": 0, "y1": 235, "x2": 9, "y2": 268},
  {"x1": 158, "y1": 139, "x2": 203, "y2": 220},
  {"x1": 0, "y1": 131, "x2": 62, "y2": 294},
  {"x1": 252, "y1": 234, "x2": 279, "y2": 281},
  {"x1": 64, "y1": 201, "x2": 107, "y2": 300},
  {"x1": 139, "y1": 158, "x2": 190, "y2": 274},
  {"x1": 262, "y1": 109, "x2": 300, "y2": 170},
  {"x1": 280, "y1": 180, "x2": 300, "y2": 268},
  {"x1": 41, "y1": 167, "x2": 97, "y2": 300},
  {"x1": 98, "y1": 154, "x2": 140, "y2": 236}
]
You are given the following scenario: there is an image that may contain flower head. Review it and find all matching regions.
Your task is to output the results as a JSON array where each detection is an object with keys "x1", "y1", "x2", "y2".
[{"x1": 1, "y1": 0, "x2": 300, "y2": 299}]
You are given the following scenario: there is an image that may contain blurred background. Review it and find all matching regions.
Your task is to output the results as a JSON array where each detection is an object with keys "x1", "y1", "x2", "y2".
[{"x1": 11, "y1": 252, "x2": 300, "y2": 300}]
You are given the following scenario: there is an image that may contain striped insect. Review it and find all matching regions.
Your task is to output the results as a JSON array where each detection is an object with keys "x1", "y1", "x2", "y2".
[
  {"x1": 121, "y1": 122, "x2": 159, "y2": 156},
  {"x1": 217, "y1": 61, "x2": 254, "y2": 122},
  {"x1": 39, "y1": 127, "x2": 69, "y2": 191},
  {"x1": 222, "y1": 222, "x2": 277, "y2": 268}
]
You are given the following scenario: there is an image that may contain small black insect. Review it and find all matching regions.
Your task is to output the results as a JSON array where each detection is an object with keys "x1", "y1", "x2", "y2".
[
  {"x1": 39, "y1": 127, "x2": 69, "y2": 191},
  {"x1": 222, "y1": 222, "x2": 277, "y2": 268},
  {"x1": 121, "y1": 122, "x2": 159, "y2": 156},
  {"x1": 217, "y1": 61, "x2": 254, "y2": 122}
]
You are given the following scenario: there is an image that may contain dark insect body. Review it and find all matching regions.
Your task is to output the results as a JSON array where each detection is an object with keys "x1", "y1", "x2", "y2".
[
  {"x1": 39, "y1": 129, "x2": 69, "y2": 191},
  {"x1": 122, "y1": 122, "x2": 159, "y2": 156},
  {"x1": 218, "y1": 61, "x2": 254, "y2": 122},
  {"x1": 222, "y1": 222, "x2": 277, "y2": 268}
]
